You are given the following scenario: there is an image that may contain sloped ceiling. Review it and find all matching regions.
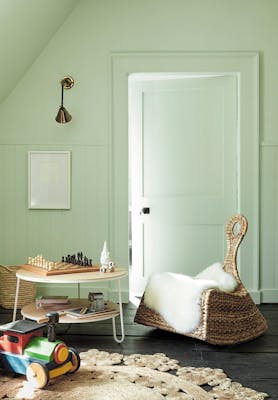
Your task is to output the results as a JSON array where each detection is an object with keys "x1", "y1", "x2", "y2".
[{"x1": 0, "y1": 0, "x2": 79, "y2": 104}]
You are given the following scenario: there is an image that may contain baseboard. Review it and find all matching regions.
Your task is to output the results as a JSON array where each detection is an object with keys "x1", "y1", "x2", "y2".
[
  {"x1": 108, "y1": 289, "x2": 129, "y2": 303},
  {"x1": 248, "y1": 289, "x2": 278, "y2": 304},
  {"x1": 248, "y1": 290, "x2": 262, "y2": 304},
  {"x1": 260, "y1": 289, "x2": 278, "y2": 303}
]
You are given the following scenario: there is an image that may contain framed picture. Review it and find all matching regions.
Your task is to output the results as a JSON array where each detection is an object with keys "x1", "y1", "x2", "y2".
[{"x1": 28, "y1": 151, "x2": 71, "y2": 209}]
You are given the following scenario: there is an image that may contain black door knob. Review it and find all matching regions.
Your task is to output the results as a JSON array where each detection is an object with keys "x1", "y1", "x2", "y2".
[{"x1": 141, "y1": 207, "x2": 150, "y2": 215}]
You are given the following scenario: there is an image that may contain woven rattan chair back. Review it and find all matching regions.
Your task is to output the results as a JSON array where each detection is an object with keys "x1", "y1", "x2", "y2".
[{"x1": 134, "y1": 214, "x2": 267, "y2": 345}]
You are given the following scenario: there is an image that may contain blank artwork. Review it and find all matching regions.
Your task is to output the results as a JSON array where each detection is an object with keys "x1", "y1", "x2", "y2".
[{"x1": 28, "y1": 151, "x2": 71, "y2": 209}]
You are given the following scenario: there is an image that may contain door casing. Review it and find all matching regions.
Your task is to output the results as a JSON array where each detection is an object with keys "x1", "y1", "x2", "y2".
[{"x1": 110, "y1": 52, "x2": 260, "y2": 302}]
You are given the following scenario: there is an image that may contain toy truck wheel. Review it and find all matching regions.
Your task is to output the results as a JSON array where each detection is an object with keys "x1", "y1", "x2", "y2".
[
  {"x1": 26, "y1": 362, "x2": 49, "y2": 389},
  {"x1": 68, "y1": 347, "x2": 80, "y2": 373}
]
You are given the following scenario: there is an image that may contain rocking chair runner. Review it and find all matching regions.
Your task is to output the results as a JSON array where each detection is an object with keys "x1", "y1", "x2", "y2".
[{"x1": 134, "y1": 214, "x2": 268, "y2": 345}]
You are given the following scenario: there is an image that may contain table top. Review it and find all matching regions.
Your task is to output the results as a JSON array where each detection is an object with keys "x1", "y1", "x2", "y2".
[{"x1": 16, "y1": 267, "x2": 127, "y2": 284}]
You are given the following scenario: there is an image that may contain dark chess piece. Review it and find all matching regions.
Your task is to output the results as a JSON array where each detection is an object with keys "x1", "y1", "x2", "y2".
[
  {"x1": 46, "y1": 312, "x2": 59, "y2": 342},
  {"x1": 89, "y1": 259, "x2": 92, "y2": 266},
  {"x1": 61, "y1": 256, "x2": 64, "y2": 262}
]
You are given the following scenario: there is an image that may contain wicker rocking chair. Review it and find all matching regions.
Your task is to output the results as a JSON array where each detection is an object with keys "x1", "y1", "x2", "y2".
[{"x1": 134, "y1": 214, "x2": 268, "y2": 345}]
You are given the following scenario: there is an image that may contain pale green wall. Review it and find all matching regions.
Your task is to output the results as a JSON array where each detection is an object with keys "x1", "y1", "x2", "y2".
[
  {"x1": 0, "y1": 0, "x2": 79, "y2": 103},
  {"x1": 0, "y1": 0, "x2": 277, "y2": 301}
]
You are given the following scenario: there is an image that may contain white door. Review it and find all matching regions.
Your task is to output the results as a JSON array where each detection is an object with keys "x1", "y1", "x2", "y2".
[{"x1": 129, "y1": 74, "x2": 238, "y2": 295}]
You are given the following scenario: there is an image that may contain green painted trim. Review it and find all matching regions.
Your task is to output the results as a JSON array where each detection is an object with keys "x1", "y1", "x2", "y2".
[
  {"x1": 248, "y1": 290, "x2": 278, "y2": 304},
  {"x1": 108, "y1": 289, "x2": 129, "y2": 303},
  {"x1": 260, "y1": 142, "x2": 278, "y2": 147},
  {"x1": 261, "y1": 289, "x2": 278, "y2": 303},
  {"x1": 248, "y1": 290, "x2": 262, "y2": 304}
]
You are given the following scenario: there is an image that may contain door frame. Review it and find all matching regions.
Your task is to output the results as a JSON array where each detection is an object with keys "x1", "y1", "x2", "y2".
[
  {"x1": 110, "y1": 52, "x2": 260, "y2": 301},
  {"x1": 129, "y1": 73, "x2": 239, "y2": 295}
]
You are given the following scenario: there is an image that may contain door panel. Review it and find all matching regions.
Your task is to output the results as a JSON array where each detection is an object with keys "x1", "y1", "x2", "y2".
[
  {"x1": 129, "y1": 75, "x2": 238, "y2": 293},
  {"x1": 144, "y1": 223, "x2": 225, "y2": 276}
]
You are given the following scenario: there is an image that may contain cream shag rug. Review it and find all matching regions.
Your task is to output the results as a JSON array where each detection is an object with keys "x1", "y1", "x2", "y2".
[{"x1": 0, "y1": 349, "x2": 268, "y2": 400}]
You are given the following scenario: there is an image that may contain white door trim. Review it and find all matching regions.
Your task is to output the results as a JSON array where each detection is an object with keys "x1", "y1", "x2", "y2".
[
  {"x1": 110, "y1": 52, "x2": 259, "y2": 301},
  {"x1": 129, "y1": 73, "x2": 239, "y2": 295}
]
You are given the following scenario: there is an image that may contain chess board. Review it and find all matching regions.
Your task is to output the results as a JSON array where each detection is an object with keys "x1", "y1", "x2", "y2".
[{"x1": 20, "y1": 263, "x2": 100, "y2": 276}]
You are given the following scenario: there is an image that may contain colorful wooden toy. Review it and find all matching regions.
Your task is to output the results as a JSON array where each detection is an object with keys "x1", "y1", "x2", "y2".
[{"x1": 0, "y1": 312, "x2": 80, "y2": 389}]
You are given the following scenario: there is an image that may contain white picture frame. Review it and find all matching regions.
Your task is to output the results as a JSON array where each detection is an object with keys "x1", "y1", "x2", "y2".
[{"x1": 28, "y1": 151, "x2": 71, "y2": 209}]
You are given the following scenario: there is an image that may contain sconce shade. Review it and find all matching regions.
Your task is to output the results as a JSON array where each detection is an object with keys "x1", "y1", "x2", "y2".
[
  {"x1": 55, "y1": 76, "x2": 74, "y2": 124},
  {"x1": 55, "y1": 106, "x2": 72, "y2": 124}
]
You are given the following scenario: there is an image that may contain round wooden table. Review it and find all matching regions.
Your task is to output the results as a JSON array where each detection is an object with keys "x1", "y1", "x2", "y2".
[{"x1": 13, "y1": 267, "x2": 127, "y2": 343}]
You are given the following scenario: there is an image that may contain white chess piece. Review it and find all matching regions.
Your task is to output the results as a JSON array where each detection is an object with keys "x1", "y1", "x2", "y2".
[{"x1": 108, "y1": 261, "x2": 115, "y2": 272}]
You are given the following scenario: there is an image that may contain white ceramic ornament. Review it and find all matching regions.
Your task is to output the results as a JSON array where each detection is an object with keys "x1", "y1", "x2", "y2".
[{"x1": 100, "y1": 241, "x2": 110, "y2": 272}]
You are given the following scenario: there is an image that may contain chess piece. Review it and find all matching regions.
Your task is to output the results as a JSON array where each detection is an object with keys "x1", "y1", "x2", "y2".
[{"x1": 108, "y1": 261, "x2": 115, "y2": 272}]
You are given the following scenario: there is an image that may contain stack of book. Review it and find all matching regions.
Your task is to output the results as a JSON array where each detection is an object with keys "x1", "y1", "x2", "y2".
[{"x1": 66, "y1": 305, "x2": 116, "y2": 319}]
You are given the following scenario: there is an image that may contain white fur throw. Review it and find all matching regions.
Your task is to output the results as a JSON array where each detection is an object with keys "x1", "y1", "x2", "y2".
[{"x1": 144, "y1": 262, "x2": 238, "y2": 334}]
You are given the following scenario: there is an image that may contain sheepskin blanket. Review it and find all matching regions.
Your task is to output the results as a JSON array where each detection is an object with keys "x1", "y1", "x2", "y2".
[{"x1": 144, "y1": 263, "x2": 238, "y2": 334}]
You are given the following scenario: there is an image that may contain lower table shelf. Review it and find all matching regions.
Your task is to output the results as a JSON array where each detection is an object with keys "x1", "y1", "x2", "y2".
[
  {"x1": 21, "y1": 298, "x2": 124, "y2": 343},
  {"x1": 21, "y1": 299, "x2": 120, "y2": 324}
]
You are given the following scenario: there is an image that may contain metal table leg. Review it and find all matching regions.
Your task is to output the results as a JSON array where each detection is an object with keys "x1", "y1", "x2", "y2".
[
  {"x1": 112, "y1": 279, "x2": 125, "y2": 343},
  {"x1": 13, "y1": 277, "x2": 20, "y2": 321},
  {"x1": 77, "y1": 283, "x2": 80, "y2": 298}
]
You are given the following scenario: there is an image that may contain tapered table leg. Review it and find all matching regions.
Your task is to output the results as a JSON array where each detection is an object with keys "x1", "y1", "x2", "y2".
[{"x1": 111, "y1": 279, "x2": 125, "y2": 343}]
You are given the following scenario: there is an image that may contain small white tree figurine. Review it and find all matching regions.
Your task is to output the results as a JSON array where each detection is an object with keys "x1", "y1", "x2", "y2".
[{"x1": 100, "y1": 241, "x2": 110, "y2": 272}]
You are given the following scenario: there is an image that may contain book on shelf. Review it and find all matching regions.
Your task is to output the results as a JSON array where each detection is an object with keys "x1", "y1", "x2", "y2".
[
  {"x1": 36, "y1": 296, "x2": 70, "y2": 305},
  {"x1": 66, "y1": 306, "x2": 116, "y2": 319}
]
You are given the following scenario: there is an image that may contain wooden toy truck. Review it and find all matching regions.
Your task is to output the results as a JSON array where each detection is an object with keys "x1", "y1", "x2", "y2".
[{"x1": 0, "y1": 312, "x2": 80, "y2": 389}]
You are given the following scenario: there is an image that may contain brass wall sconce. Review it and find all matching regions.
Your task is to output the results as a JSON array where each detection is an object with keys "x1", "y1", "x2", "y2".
[{"x1": 55, "y1": 76, "x2": 74, "y2": 124}]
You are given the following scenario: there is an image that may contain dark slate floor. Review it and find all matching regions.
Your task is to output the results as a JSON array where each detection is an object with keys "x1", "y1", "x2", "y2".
[{"x1": 0, "y1": 303, "x2": 277, "y2": 399}]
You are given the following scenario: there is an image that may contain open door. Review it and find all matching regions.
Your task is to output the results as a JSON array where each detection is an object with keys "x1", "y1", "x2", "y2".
[{"x1": 129, "y1": 74, "x2": 238, "y2": 295}]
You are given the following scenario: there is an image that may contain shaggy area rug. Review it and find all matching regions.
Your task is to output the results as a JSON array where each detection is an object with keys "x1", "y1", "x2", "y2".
[{"x1": 0, "y1": 349, "x2": 268, "y2": 400}]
